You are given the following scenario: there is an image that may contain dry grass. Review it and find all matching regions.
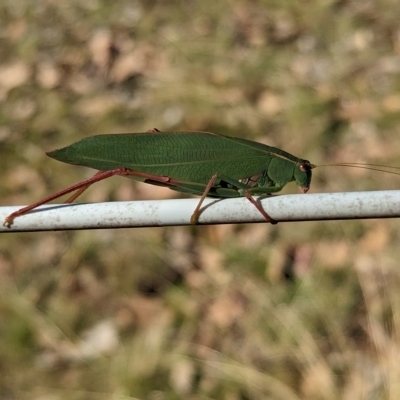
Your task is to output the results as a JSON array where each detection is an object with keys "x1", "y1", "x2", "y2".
[{"x1": 1, "y1": 0, "x2": 400, "y2": 399}]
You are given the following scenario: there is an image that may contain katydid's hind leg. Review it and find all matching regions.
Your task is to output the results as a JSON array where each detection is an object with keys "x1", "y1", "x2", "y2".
[
  {"x1": 3, "y1": 167, "x2": 177, "y2": 227},
  {"x1": 190, "y1": 173, "x2": 219, "y2": 225},
  {"x1": 245, "y1": 190, "x2": 277, "y2": 224},
  {"x1": 64, "y1": 171, "x2": 103, "y2": 203},
  {"x1": 64, "y1": 167, "x2": 168, "y2": 203},
  {"x1": 3, "y1": 169, "x2": 129, "y2": 227}
]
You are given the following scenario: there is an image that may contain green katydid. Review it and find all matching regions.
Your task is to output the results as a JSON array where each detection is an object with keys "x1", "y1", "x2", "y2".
[{"x1": 3, "y1": 129, "x2": 400, "y2": 227}]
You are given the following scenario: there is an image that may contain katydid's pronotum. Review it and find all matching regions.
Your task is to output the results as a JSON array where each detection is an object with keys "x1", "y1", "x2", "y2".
[{"x1": 3, "y1": 129, "x2": 400, "y2": 227}]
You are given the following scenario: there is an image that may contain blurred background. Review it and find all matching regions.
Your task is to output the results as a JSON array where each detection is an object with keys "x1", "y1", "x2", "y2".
[{"x1": 1, "y1": 0, "x2": 400, "y2": 399}]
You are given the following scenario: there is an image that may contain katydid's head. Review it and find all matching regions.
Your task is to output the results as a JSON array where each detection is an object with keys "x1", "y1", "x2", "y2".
[{"x1": 294, "y1": 160, "x2": 316, "y2": 193}]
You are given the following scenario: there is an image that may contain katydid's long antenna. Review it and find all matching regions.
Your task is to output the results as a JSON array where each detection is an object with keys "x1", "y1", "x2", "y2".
[
  {"x1": 1, "y1": 191, "x2": 400, "y2": 232},
  {"x1": 316, "y1": 163, "x2": 400, "y2": 176}
]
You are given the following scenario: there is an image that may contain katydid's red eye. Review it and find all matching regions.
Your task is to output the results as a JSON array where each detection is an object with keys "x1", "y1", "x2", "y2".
[{"x1": 299, "y1": 160, "x2": 311, "y2": 172}]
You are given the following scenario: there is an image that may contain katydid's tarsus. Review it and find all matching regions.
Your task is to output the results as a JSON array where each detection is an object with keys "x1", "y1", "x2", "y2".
[{"x1": 3, "y1": 129, "x2": 400, "y2": 227}]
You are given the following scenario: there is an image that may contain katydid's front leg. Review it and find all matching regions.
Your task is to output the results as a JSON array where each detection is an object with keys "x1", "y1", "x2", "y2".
[{"x1": 240, "y1": 183, "x2": 286, "y2": 225}]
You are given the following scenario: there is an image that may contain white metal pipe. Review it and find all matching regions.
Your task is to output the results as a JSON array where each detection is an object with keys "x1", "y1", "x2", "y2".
[{"x1": 1, "y1": 190, "x2": 400, "y2": 232}]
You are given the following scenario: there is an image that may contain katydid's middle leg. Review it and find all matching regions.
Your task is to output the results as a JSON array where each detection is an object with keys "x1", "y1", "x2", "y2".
[{"x1": 190, "y1": 173, "x2": 219, "y2": 225}]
